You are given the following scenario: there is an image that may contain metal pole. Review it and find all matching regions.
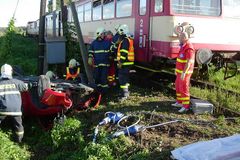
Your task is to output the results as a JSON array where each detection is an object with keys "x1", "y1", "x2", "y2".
[
  {"x1": 70, "y1": 2, "x2": 94, "y2": 84},
  {"x1": 38, "y1": 0, "x2": 47, "y2": 75}
]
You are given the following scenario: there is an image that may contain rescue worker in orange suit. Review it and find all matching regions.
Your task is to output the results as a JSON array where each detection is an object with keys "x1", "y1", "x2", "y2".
[
  {"x1": 116, "y1": 24, "x2": 134, "y2": 101},
  {"x1": 0, "y1": 64, "x2": 28, "y2": 142},
  {"x1": 88, "y1": 27, "x2": 111, "y2": 94},
  {"x1": 172, "y1": 31, "x2": 195, "y2": 113},
  {"x1": 65, "y1": 59, "x2": 81, "y2": 82},
  {"x1": 110, "y1": 25, "x2": 121, "y2": 86}
]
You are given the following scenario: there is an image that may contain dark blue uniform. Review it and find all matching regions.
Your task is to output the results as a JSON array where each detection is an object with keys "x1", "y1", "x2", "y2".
[
  {"x1": 0, "y1": 78, "x2": 28, "y2": 142},
  {"x1": 117, "y1": 36, "x2": 134, "y2": 100},
  {"x1": 89, "y1": 39, "x2": 111, "y2": 93},
  {"x1": 111, "y1": 33, "x2": 121, "y2": 82}
]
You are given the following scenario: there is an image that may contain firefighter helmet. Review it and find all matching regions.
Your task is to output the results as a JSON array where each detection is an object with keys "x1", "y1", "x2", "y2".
[
  {"x1": 118, "y1": 24, "x2": 129, "y2": 35},
  {"x1": 114, "y1": 24, "x2": 120, "y2": 32},
  {"x1": 95, "y1": 27, "x2": 105, "y2": 38},
  {"x1": 1, "y1": 64, "x2": 13, "y2": 78},
  {"x1": 46, "y1": 71, "x2": 57, "y2": 79},
  {"x1": 69, "y1": 59, "x2": 79, "y2": 68}
]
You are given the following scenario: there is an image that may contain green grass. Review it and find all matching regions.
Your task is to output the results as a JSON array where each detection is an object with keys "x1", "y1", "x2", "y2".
[
  {"x1": 190, "y1": 87, "x2": 240, "y2": 112},
  {"x1": 0, "y1": 85, "x2": 239, "y2": 160},
  {"x1": 208, "y1": 68, "x2": 240, "y2": 93}
]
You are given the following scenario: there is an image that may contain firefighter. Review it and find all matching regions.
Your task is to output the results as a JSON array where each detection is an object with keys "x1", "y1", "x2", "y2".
[
  {"x1": 172, "y1": 31, "x2": 195, "y2": 113},
  {"x1": 65, "y1": 58, "x2": 81, "y2": 82},
  {"x1": 88, "y1": 27, "x2": 111, "y2": 94},
  {"x1": 116, "y1": 24, "x2": 134, "y2": 101},
  {"x1": 109, "y1": 24, "x2": 121, "y2": 86},
  {"x1": 0, "y1": 64, "x2": 28, "y2": 142},
  {"x1": 105, "y1": 30, "x2": 116, "y2": 86}
]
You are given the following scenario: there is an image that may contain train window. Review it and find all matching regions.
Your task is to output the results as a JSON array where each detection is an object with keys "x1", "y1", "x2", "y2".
[
  {"x1": 171, "y1": 0, "x2": 221, "y2": 16},
  {"x1": 103, "y1": 0, "x2": 114, "y2": 19},
  {"x1": 93, "y1": 0, "x2": 102, "y2": 20},
  {"x1": 77, "y1": 5, "x2": 84, "y2": 22},
  {"x1": 223, "y1": 0, "x2": 240, "y2": 18},
  {"x1": 139, "y1": 0, "x2": 146, "y2": 15},
  {"x1": 116, "y1": 0, "x2": 132, "y2": 17},
  {"x1": 84, "y1": 2, "x2": 92, "y2": 21},
  {"x1": 155, "y1": 0, "x2": 163, "y2": 13}
]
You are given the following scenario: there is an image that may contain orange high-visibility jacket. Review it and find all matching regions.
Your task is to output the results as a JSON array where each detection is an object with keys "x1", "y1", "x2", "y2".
[
  {"x1": 65, "y1": 67, "x2": 80, "y2": 80},
  {"x1": 117, "y1": 37, "x2": 134, "y2": 65}
]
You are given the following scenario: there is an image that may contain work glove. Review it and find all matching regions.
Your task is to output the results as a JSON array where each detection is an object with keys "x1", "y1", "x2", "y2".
[
  {"x1": 88, "y1": 57, "x2": 93, "y2": 66},
  {"x1": 181, "y1": 72, "x2": 186, "y2": 80},
  {"x1": 117, "y1": 62, "x2": 122, "y2": 69}
]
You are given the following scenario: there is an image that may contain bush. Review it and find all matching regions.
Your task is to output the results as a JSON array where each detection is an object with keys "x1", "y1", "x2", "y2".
[
  {"x1": 51, "y1": 118, "x2": 85, "y2": 150},
  {"x1": 0, "y1": 131, "x2": 31, "y2": 160}
]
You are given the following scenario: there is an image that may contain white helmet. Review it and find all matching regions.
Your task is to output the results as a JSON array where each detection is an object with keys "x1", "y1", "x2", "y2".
[
  {"x1": 114, "y1": 24, "x2": 120, "y2": 32},
  {"x1": 95, "y1": 27, "x2": 105, "y2": 38},
  {"x1": 69, "y1": 59, "x2": 79, "y2": 68},
  {"x1": 118, "y1": 24, "x2": 129, "y2": 35},
  {"x1": 45, "y1": 71, "x2": 56, "y2": 79},
  {"x1": 1, "y1": 64, "x2": 13, "y2": 79}
]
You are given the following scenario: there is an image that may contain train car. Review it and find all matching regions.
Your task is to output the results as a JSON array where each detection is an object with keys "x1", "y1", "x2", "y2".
[
  {"x1": 26, "y1": 20, "x2": 39, "y2": 36},
  {"x1": 66, "y1": 0, "x2": 240, "y2": 70},
  {"x1": 45, "y1": 10, "x2": 63, "y2": 37}
]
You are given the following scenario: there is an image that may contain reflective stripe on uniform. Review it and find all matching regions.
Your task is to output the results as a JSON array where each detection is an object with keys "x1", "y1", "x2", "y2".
[
  {"x1": 182, "y1": 101, "x2": 190, "y2": 105},
  {"x1": 15, "y1": 131, "x2": 24, "y2": 135},
  {"x1": 95, "y1": 64, "x2": 110, "y2": 67},
  {"x1": 120, "y1": 56, "x2": 126, "y2": 60},
  {"x1": 120, "y1": 49, "x2": 129, "y2": 54},
  {"x1": 0, "y1": 91, "x2": 20, "y2": 96},
  {"x1": 177, "y1": 97, "x2": 190, "y2": 100},
  {"x1": 122, "y1": 62, "x2": 134, "y2": 66},
  {"x1": 94, "y1": 50, "x2": 110, "y2": 53},
  {"x1": 0, "y1": 112, "x2": 22, "y2": 116},
  {"x1": 175, "y1": 69, "x2": 193, "y2": 74},
  {"x1": 120, "y1": 85, "x2": 128, "y2": 89},
  {"x1": 177, "y1": 58, "x2": 187, "y2": 63}
]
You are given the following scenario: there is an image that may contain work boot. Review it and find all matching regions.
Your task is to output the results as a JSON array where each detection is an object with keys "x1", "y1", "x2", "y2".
[
  {"x1": 178, "y1": 107, "x2": 189, "y2": 113},
  {"x1": 171, "y1": 102, "x2": 183, "y2": 108}
]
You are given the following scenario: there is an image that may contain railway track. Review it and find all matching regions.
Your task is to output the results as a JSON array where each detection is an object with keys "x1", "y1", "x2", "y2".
[{"x1": 131, "y1": 68, "x2": 240, "y2": 117}]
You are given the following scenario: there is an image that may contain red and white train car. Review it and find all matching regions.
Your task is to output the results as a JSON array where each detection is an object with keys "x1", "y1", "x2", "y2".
[{"x1": 66, "y1": 0, "x2": 240, "y2": 67}]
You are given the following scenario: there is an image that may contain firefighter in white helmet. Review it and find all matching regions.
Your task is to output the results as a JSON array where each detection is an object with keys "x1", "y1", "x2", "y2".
[
  {"x1": 65, "y1": 58, "x2": 81, "y2": 82},
  {"x1": 0, "y1": 64, "x2": 28, "y2": 143},
  {"x1": 88, "y1": 27, "x2": 111, "y2": 94},
  {"x1": 116, "y1": 24, "x2": 134, "y2": 101}
]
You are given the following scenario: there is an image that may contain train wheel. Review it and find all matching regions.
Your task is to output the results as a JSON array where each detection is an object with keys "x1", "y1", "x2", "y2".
[
  {"x1": 38, "y1": 75, "x2": 51, "y2": 99},
  {"x1": 195, "y1": 48, "x2": 213, "y2": 80},
  {"x1": 211, "y1": 53, "x2": 224, "y2": 71}
]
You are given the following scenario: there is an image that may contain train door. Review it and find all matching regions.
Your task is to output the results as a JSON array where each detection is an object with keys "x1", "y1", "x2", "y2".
[{"x1": 135, "y1": 0, "x2": 151, "y2": 62}]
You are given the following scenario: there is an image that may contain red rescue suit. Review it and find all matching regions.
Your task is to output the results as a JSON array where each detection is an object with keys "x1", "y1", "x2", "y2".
[{"x1": 175, "y1": 42, "x2": 195, "y2": 109}]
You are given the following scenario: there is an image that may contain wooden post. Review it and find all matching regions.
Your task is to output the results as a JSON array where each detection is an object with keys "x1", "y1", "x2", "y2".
[
  {"x1": 38, "y1": 0, "x2": 47, "y2": 75},
  {"x1": 70, "y1": 2, "x2": 94, "y2": 84},
  {"x1": 60, "y1": 0, "x2": 68, "y2": 37}
]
